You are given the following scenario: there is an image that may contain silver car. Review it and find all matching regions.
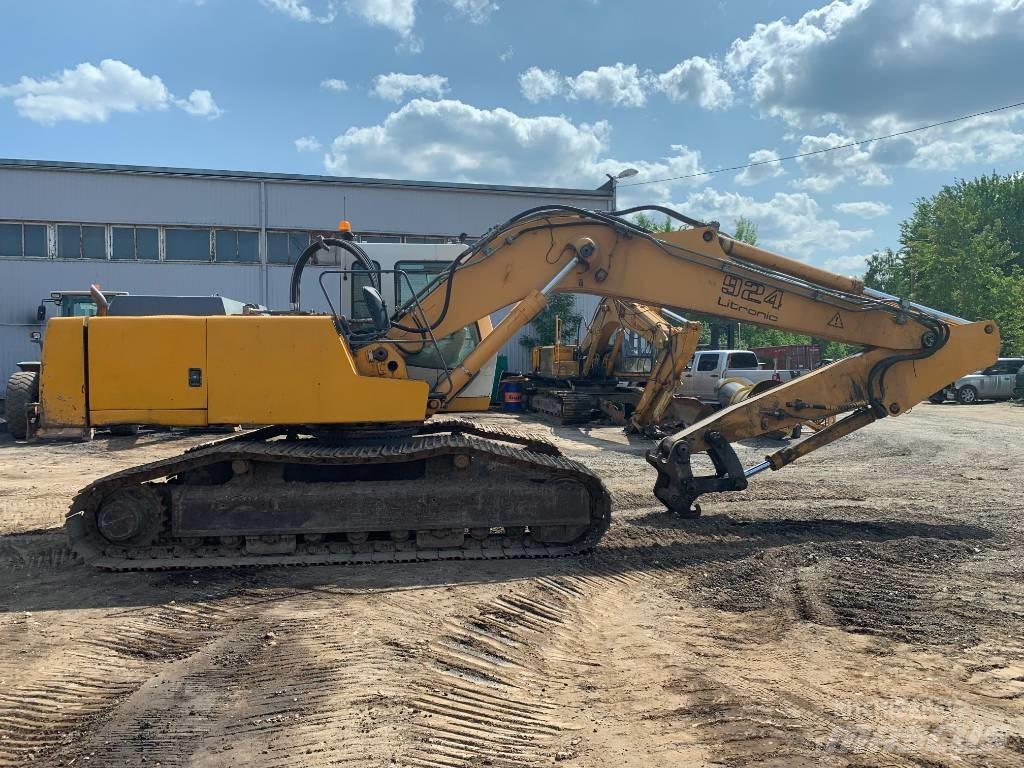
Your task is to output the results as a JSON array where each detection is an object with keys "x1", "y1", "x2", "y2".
[{"x1": 931, "y1": 357, "x2": 1024, "y2": 404}]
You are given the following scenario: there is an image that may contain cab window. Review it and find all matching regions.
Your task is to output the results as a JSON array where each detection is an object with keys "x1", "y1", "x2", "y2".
[
  {"x1": 62, "y1": 296, "x2": 99, "y2": 317},
  {"x1": 697, "y1": 353, "x2": 720, "y2": 372},
  {"x1": 395, "y1": 260, "x2": 450, "y2": 306},
  {"x1": 349, "y1": 260, "x2": 381, "y2": 320},
  {"x1": 404, "y1": 324, "x2": 481, "y2": 370},
  {"x1": 727, "y1": 352, "x2": 760, "y2": 369}
]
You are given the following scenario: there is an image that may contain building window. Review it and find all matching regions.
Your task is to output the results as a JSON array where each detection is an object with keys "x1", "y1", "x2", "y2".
[
  {"x1": 83, "y1": 226, "x2": 105, "y2": 259},
  {"x1": 111, "y1": 226, "x2": 161, "y2": 260},
  {"x1": 0, "y1": 223, "x2": 48, "y2": 258},
  {"x1": 111, "y1": 227, "x2": 134, "y2": 260},
  {"x1": 268, "y1": 231, "x2": 310, "y2": 265},
  {"x1": 57, "y1": 224, "x2": 106, "y2": 259},
  {"x1": 214, "y1": 229, "x2": 260, "y2": 263},
  {"x1": 394, "y1": 260, "x2": 450, "y2": 306},
  {"x1": 165, "y1": 228, "x2": 212, "y2": 261},
  {"x1": 137, "y1": 228, "x2": 159, "y2": 260},
  {"x1": 350, "y1": 260, "x2": 381, "y2": 320}
]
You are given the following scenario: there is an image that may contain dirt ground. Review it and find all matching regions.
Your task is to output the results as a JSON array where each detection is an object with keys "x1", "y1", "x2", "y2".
[{"x1": 0, "y1": 402, "x2": 1022, "y2": 767}]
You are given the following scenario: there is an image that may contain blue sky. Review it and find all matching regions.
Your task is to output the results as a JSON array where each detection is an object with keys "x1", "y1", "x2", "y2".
[{"x1": 2, "y1": 0, "x2": 1022, "y2": 273}]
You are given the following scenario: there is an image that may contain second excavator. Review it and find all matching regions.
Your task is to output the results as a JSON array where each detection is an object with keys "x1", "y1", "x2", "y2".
[
  {"x1": 21, "y1": 205, "x2": 998, "y2": 568},
  {"x1": 526, "y1": 297, "x2": 702, "y2": 429}
]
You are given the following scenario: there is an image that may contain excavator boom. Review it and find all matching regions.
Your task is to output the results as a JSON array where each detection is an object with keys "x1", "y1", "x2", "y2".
[{"x1": 389, "y1": 205, "x2": 999, "y2": 514}]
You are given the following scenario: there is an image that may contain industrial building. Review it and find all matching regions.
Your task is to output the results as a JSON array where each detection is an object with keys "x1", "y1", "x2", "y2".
[{"x1": 0, "y1": 159, "x2": 612, "y2": 384}]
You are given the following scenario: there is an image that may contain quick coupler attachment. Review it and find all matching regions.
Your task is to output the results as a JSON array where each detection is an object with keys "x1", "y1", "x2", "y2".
[{"x1": 646, "y1": 431, "x2": 748, "y2": 518}]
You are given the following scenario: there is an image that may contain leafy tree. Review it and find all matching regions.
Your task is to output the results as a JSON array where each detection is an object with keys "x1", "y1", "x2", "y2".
[
  {"x1": 632, "y1": 213, "x2": 681, "y2": 232},
  {"x1": 519, "y1": 293, "x2": 584, "y2": 348},
  {"x1": 864, "y1": 172, "x2": 1024, "y2": 354},
  {"x1": 733, "y1": 216, "x2": 758, "y2": 245},
  {"x1": 863, "y1": 247, "x2": 910, "y2": 296}
]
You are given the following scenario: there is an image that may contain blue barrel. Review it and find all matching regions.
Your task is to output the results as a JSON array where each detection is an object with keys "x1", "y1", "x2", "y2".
[{"x1": 502, "y1": 380, "x2": 525, "y2": 411}]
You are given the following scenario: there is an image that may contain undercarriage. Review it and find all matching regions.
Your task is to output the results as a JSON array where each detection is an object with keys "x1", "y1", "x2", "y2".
[{"x1": 66, "y1": 421, "x2": 611, "y2": 570}]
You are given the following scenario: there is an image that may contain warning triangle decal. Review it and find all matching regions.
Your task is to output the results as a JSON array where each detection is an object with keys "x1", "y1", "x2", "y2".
[{"x1": 827, "y1": 312, "x2": 844, "y2": 329}]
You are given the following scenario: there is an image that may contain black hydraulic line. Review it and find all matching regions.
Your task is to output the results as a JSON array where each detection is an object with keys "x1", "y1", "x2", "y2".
[
  {"x1": 610, "y1": 205, "x2": 709, "y2": 230},
  {"x1": 289, "y1": 236, "x2": 379, "y2": 311},
  {"x1": 390, "y1": 204, "x2": 647, "y2": 334}
]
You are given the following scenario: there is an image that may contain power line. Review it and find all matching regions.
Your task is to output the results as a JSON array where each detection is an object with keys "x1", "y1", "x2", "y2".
[{"x1": 619, "y1": 99, "x2": 1024, "y2": 188}]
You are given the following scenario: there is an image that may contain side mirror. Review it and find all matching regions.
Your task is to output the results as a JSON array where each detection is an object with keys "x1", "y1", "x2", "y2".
[
  {"x1": 36, "y1": 303, "x2": 46, "y2": 322},
  {"x1": 361, "y1": 286, "x2": 390, "y2": 332}
]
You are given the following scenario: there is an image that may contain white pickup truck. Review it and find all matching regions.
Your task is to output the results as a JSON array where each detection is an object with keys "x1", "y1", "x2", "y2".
[{"x1": 679, "y1": 349, "x2": 807, "y2": 405}]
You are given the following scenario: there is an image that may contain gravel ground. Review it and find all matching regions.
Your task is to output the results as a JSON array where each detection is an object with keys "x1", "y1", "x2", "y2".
[{"x1": 0, "y1": 401, "x2": 1021, "y2": 767}]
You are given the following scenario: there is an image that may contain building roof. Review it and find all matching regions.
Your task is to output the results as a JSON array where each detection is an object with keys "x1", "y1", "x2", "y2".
[{"x1": 0, "y1": 158, "x2": 612, "y2": 198}]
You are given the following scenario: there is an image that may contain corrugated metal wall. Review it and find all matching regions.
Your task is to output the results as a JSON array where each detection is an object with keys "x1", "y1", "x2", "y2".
[
  {"x1": 0, "y1": 167, "x2": 262, "y2": 227},
  {"x1": 0, "y1": 162, "x2": 614, "y2": 385}
]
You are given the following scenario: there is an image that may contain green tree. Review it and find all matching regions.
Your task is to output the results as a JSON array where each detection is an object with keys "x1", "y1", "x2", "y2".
[
  {"x1": 519, "y1": 293, "x2": 584, "y2": 348},
  {"x1": 863, "y1": 247, "x2": 910, "y2": 296},
  {"x1": 866, "y1": 172, "x2": 1024, "y2": 354},
  {"x1": 632, "y1": 213, "x2": 681, "y2": 232},
  {"x1": 733, "y1": 216, "x2": 758, "y2": 245}
]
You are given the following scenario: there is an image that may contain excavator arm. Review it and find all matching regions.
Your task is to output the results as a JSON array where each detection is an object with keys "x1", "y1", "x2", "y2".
[
  {"x1": 387, "y1": 205, "x2": 999, "y2": 514},
  {"x1": 616, "y1": 305, "x2": 702, "y2": 433}
]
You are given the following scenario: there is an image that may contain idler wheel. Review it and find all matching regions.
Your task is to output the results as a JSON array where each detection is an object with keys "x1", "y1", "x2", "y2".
[{"x1": 94, "y1": 486, "x2": 163, "y2": 547}]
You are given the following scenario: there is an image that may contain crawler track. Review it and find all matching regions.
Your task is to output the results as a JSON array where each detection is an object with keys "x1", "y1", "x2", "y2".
[
  {"x1": 528, "y1": 390, "x2": 599, "y2": 423},
  {"x1": 66, "y1": 420, "x2": 611, "y2": 570}
]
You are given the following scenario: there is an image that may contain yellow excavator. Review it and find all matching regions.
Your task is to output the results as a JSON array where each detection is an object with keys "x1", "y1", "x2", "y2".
[
  {"x1": 24, "y1": 205, "x2": 997, "y2": 569},
  {"x1": 527, "y1": 298, "x2": 702, "y2": 427}
]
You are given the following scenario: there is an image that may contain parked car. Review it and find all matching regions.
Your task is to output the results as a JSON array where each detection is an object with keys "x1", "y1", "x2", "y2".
[
  {"x1": 930, "y1": 357, "x2": 1024, "y2": 404},
  {"x1": 679, "y1": 349, "x2": 806, "y2": 405},
  {"x1": 1015, "y1": 364, "x2": 1024, "y2": 400}
]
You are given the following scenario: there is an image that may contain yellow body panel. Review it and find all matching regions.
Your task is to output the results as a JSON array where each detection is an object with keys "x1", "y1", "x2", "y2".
[
  {"x1": 39, "y1": 315, "x2": 430, "y2": 430},
  {"x1": 88, "y1": 317, "x2": 208, "y2": 412},
  {"x1": 205, "y1": 316, "x2": 428, "y2": 424},
  {"x1": 38, "y1": 318, "x2": 87, "y2": 427},
  {"x1": 447, "y1": 395, "x2": 491, "y2": 412},
  {"x1": 92, "y1": 409, "x2": 209, "y2": 427}
]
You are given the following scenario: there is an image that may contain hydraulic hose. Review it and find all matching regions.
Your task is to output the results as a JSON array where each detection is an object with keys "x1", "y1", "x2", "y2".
[{"x1": 289, "y1": 236, "x2": 379, "y2": 312}]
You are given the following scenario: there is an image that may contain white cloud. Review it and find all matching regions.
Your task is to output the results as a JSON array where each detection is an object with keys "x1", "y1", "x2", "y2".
[
  {"x1": 657, "y1": 56, "x2": 733, "y2": 111},
  {"x1": 320, "y1": 78, "x2": 348, "y2": 92},
  {"x1": 371, "y1": 72, "x2": 447, "y2": 101},
  {"x1": 823, "y1": 252, "x2": 873, "y2": 275},
  {"x1": 726, "y1": 0, "x2": 1024, "y2": 131},
  {"x1": 322, "y1": 98, "x2": 705, "y2": 197},
  {"x1": 498, "y1": 47, "x2": 514, "y2": 62},
  {"x1": 0, "y1": 59, "x2": 219, "y2": 125},
  {"x1": 446, "y1": 0, "x2": 498, "y2": 23},
  {"x1": 261, "y1": 0, "x2": 338, "y2": 23},
  {"x1": 294, "y1": 135, "x2": 323, "y2": 152},
  {"x1": 834, "y1": 200, "x2": 891, "y2": 219},
  {"x1": 734, "y1": 149, "x2": 784, "y2": 186},
  {"x1": 519, "y1": 67, "x2": 563, "y2": 102},
  {"x1": 792, "y1": 132, "x2": 889, "y2": 192},
  {"x1": 519, "y1": 57, "x2": 734, "y2": 111},
  {"x1": 567, "y1": 63, "x2": 648, "y2": 108},
  {"x1": 519, "y1": 64, "x2": 648, "y2": 107},
  {"x1": 680, "y1": 187, "x2": 873, "y2": 260},
  {"x1": 173, "y1": 89, "x2": 222, "y2": 118},
  {"x1": 345, "y1": 0, "x2": 416, "y2": 35}
]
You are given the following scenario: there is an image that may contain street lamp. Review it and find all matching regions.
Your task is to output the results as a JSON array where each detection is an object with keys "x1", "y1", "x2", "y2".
[{"x1": 605, "y1": 167, "x2": 639, "y2": 209}]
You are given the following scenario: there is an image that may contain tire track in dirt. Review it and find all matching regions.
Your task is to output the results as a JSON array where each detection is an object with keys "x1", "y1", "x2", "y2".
[
  {"x1": 405, "y1": 580, "x2": 579, "y2": 767},
  {"x1": 37, "y1": 585, "x2": 438, "y2": 767},
  {"x1": 0, "y1": 594, "x2": 239, "y2": 765}
]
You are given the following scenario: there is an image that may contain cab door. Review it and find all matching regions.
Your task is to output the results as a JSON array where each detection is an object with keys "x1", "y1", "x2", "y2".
[{"x1": 687, "y1": 352, "x2": 722, "y2": 399}]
